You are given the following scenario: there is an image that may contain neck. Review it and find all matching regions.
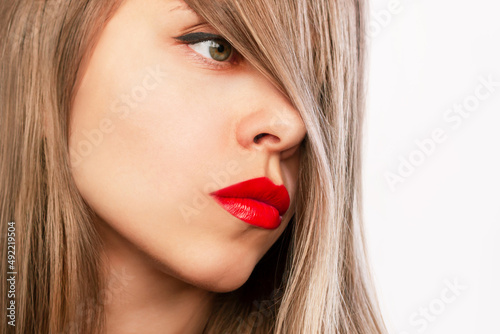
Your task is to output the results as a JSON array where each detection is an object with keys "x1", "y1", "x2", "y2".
[{"x1": 96, "y1": 218, "x2": 215, "y2": 334}]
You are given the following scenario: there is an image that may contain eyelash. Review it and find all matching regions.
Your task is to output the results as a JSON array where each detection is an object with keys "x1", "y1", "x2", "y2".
[{"x1": 174, "y1": 32, "x2": 240, "y2": 70}]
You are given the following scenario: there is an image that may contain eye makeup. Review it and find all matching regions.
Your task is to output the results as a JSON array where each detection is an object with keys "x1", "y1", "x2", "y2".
[{"x1": 174, "y1": 32, "x2": 223, "y2": 43}]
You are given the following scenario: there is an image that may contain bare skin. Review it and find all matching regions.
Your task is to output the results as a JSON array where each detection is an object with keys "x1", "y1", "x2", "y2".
[{"x1": 69, "y1": 0, "x2": 306, "y2": 332}]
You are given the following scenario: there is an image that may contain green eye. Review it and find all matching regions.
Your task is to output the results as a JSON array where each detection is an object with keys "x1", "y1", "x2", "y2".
[
  {"x1": 189, "y1": 39, "x2": 233, "y2": 62},
  {"x1": 207, "y1": 39, "x2": 233, "y2": 61}
]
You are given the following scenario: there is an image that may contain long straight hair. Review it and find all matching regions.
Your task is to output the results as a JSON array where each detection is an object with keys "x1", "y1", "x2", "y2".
[
  {"x1": 1, "y1": 1, "x2": 121, "y2": 333},
  {"x1": 0, "y1": 0, "x2": 386, "y2": 333}
]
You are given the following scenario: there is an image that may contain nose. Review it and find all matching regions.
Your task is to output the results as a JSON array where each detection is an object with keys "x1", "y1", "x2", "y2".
[{"x1": 234, "y1": 74, "x2": 307, "y2": 157}]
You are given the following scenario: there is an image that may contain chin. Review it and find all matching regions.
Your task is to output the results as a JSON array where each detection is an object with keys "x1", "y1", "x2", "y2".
[{"x1": 164, "y1": 246, "x2": 260, "y2": 293}]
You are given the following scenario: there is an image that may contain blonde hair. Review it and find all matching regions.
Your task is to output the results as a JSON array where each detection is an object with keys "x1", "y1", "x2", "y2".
[{"x1": 0, "y1": 0, "x2": 386, "y2": 333}]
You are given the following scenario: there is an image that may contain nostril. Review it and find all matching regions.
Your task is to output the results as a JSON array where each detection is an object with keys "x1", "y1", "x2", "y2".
[
  {"x1": 253, "y1": 133, "x2": 281, "y2": 145},
  {"x1": 253, "y1": 133, "x2": 268, "y2": 143}
]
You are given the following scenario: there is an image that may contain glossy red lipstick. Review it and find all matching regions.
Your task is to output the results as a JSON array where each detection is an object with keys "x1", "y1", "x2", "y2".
[{"x1": 210, "y1": 177, "x2": 290, "y2": 229}]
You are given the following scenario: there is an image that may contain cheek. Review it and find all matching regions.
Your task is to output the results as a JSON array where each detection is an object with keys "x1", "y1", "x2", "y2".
[
  {"x1": 69, "y1": 69, "x2": 223, "y2": 216},
  {"x1": 68, "y1": 61, "x2": 276, "y2": 291}
]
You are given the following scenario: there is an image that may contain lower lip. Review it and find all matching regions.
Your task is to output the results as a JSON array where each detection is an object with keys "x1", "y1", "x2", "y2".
[{"x1": 211, "y1": 196, "x2": 282, "y2": 229}]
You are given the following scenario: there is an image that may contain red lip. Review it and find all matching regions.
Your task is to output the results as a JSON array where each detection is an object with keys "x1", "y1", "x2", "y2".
[{"x1": 209, "y1": 177, "x2": 290, "y2": 229}]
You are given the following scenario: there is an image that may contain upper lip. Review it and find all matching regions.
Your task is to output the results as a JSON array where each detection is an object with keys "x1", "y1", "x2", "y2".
[{"x1": 209, "y1": 177, "x2": 290, "y2": 215}]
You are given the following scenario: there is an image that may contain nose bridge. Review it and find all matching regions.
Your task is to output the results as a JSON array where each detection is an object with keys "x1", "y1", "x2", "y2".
[{"x1": 234, "y1": 70, "x2": 307, "y2": 154}]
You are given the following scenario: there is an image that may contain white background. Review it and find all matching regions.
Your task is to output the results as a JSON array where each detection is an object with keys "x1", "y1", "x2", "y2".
[{"x1": 363, "y1": 0, "x2": 500, "y2": 333}]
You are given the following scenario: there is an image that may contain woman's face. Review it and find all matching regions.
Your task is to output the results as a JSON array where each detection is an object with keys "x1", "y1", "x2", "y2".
[{"x1": 69, "y1": 0, "x2": 306, "y2": 292}]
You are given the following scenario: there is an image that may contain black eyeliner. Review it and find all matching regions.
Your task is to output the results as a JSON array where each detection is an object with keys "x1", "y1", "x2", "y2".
[{"x1": 174, "y1": 32, "x2": 224, "y2": 43}]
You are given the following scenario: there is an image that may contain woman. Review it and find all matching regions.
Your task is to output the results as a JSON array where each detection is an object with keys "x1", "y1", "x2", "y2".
[{"x1": 0, "y1": 0, "x2": 386, "y2": 333}]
